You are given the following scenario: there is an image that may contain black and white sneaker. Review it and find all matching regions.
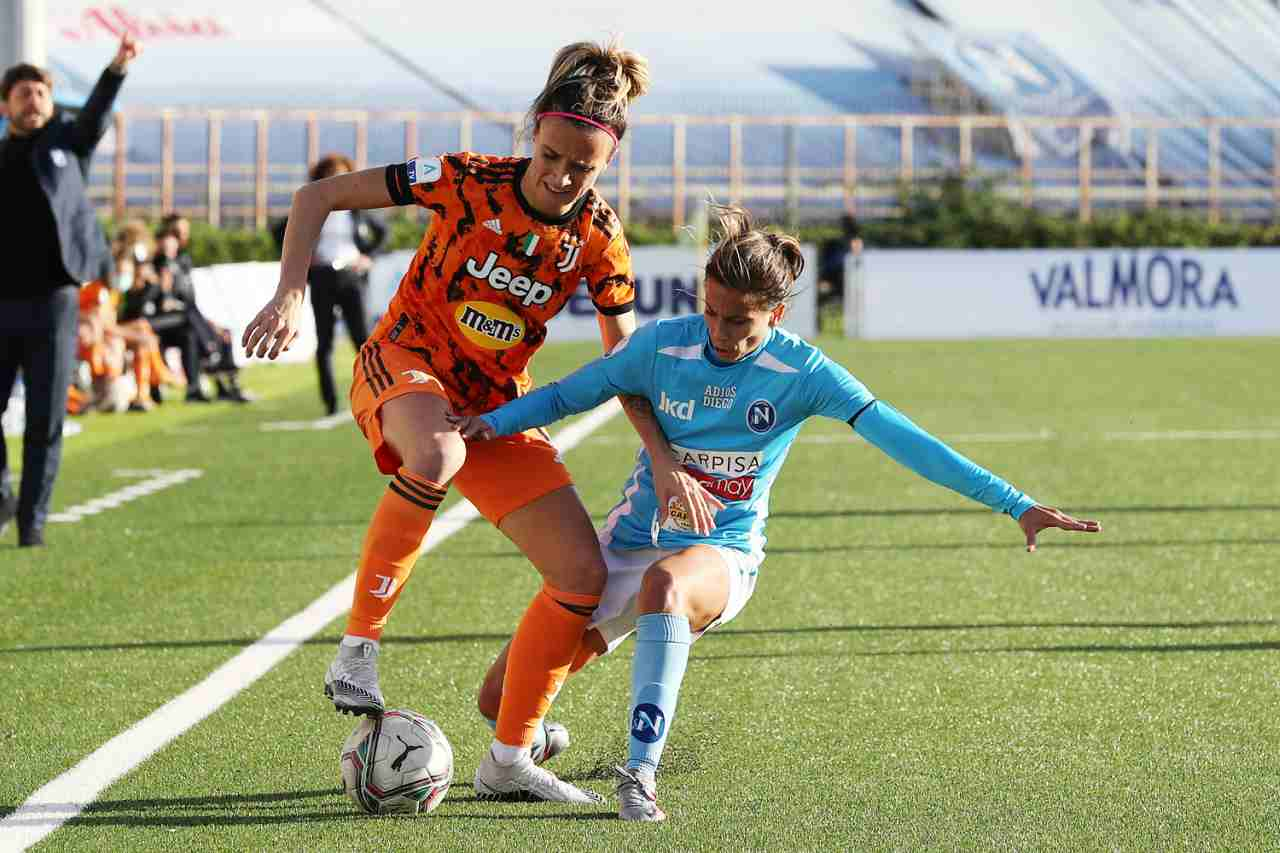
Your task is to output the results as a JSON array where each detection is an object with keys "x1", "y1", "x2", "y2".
[
  {"x1": 323, "y1": 640, "x2": 385, "y2": 716},
  {"x1": 614, "y1": 765, "x2": 665, "y2": 822},
  {"x1": 474, "y1": 749, "x2": 604, "y2": 804}
]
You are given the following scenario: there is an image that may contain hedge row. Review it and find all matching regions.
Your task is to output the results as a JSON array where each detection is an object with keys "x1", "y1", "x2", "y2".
[{"x1": 120, "y1": 178, "x2": 1280, "y2": 268}]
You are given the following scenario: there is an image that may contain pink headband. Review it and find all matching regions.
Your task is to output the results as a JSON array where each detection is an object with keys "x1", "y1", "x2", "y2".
[{"x1": 537, "y1": 111, "x2": 619, "y2": 149}]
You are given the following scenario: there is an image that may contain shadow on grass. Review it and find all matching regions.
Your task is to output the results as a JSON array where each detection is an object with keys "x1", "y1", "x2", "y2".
[
  {"x1": 6, "y1": 618, "x2": 1274, "y2": 655},
  {"x1": 695, "y1": 639, "x2": 1280, "y2": 662},
  {"x1": 769, "y1": 503, "x2": 1280, "y2": 519},
  {"x1": 2, "y1": 786, "x2": 616, "y2": 826},
  {"x1": 768, "y1": 538, "x2": 1280, "y2": 554}
]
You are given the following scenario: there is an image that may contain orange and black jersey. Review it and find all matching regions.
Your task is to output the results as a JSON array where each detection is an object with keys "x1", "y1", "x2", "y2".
[{"x1": 372, "y1": 151, "x2": 634, "y2": 414}]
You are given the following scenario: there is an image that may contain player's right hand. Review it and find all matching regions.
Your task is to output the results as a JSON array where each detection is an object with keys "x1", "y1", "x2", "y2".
[{"x1": 242, "y1": 288, "x2": 305, "y2": 360}]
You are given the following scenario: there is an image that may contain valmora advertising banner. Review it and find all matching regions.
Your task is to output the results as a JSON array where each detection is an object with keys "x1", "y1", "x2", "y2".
[{"x1": 853, "y1": 249, "x2": 1280, "y2": 339}]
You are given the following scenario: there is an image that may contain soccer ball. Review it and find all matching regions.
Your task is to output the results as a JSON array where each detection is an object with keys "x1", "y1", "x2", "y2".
[{"x1": 340, "y1": 709, "x2": 453, "y2": 815}]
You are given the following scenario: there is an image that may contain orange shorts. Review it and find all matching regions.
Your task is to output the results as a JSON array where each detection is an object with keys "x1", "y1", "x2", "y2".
[{"x1": 350, "y1": 338, "x2": 573, "y2": 525}]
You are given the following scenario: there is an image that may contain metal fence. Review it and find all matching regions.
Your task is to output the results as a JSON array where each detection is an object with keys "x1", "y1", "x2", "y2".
[{"x1": 92, "y1": 109, "x2": 1280, "y2": 229}]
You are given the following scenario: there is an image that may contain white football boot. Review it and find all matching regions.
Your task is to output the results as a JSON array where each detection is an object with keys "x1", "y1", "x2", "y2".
[
  {"x1": 474, "y1": 748, "x2": 604, "y2": 804},
  {"x1": 323, "y1": 639, "x2": 385, "y2": 716},
  {"x1": 614, "y1": 765, "x2": 666, "y2": 822}
]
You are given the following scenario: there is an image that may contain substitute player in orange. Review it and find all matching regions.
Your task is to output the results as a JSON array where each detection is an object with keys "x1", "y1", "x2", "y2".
[{"x1": 242, "y1": 40, "x2": 719, "y2": 804}]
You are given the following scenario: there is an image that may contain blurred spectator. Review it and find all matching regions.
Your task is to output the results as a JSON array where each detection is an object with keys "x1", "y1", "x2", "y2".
[
  {"x1": 153, "y1": 222, "x2": 252, "y2": 403},
  {"x1": 275, "y1": 153, "x2": 386, "y2": 415},
  {"x1": 816, "y1": 213, "x2": 863, "y2": 331},
  {"x1": 0, "y1": 34, "x2": 139, "y2": 547},
  {"x1": 77, "y1": 222, "x2": 181, "y2": 412}
]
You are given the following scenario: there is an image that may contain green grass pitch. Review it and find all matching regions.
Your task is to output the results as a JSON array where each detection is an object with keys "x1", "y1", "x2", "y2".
[{"x1": 2, "y1": 336, "x2": 1277, "y2": 851}]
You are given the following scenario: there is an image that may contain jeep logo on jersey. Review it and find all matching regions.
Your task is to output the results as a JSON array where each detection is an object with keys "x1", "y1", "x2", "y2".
[
  {"x1": 465, "y1": 252, "x2": 554, "y2": 307},
  {"x1": 746, "y1": 399, "x2": 777, "y2": 434},
  {"x1": 631, "y1": 703, "x2": 666, "y2": 743},
  {"x1": 658, "y1": 391, "x2": 695, "y2": 421},
  {"x1": 454, "y1": 301, "x2": 526, "y2": 349},
  {"x1": 669, "y1": 443, "x2": 762, "y2": 477}
]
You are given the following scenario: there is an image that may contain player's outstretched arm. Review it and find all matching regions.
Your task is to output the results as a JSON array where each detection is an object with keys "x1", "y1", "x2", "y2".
[
  {"x1": 853, "y1": 401, "x2": 1101, "y2": 549},
  {"x1": 242, "y1": 167, "x2": 394, "y2": 359}
]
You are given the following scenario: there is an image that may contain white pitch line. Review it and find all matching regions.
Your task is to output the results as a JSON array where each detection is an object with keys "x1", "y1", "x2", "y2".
[
  {"x1": 1104, "y1": 429, "x2": 1280, "y2": 441},
  {"x1": 260, "y1": 411, "x2": 354, "y2": 432},
  {"x1": 0, "y1": 399, "x2": 622, "y2": 851},
  {"x1": 47, "y1": 469, "x2": 204, "y2": 524}
]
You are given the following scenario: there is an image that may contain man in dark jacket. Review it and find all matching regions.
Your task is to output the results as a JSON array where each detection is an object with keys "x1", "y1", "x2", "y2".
[{"x1": 0, "y1": 34, "x2": 141, "y2": 547}]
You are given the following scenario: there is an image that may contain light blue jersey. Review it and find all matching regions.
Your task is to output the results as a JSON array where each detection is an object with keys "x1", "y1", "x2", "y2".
[{"x1": 482, "y1": 316, "x2": 1036, "y2": 556}]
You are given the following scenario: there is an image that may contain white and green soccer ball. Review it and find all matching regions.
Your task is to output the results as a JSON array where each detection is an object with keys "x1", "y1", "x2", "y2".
[{"x1": 340, "y1": 709, "x2": 453, "y2": 815}]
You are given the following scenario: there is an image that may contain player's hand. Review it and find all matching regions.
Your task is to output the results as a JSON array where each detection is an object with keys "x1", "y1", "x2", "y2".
[
  {"x1": 652, "y1": 463, "x2": 725, "y2": 536},
  {"x1": 1017, "y1": 505, "x2": 1101, "y2": 552},
  {"x1": 444, "y1": 413, "x2": 497, "y2": 442},
  {"x1": 110, "y1": 34, "x2": 141, "y2": 73},
  {"x1": 242, "y1": 288, "x2": 305, "y2": 360}
]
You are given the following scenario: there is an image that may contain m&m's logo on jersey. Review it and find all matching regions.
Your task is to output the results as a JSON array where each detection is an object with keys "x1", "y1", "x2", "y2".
[{"x1": 454, "y1": 301, "x2": 525, "y2": 349}]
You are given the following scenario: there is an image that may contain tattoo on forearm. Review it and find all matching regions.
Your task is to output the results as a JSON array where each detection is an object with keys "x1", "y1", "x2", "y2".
[{"x1": 621, "y1": 394, "x2": 654, "y2": 420}]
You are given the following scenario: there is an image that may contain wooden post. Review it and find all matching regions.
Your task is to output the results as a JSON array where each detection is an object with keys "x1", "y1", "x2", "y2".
[
  {"x1": 1079, "y1": 120, "x2": 1093, "y2": 223},
  {"x1": 403, "y1": 117, "x2": 418, "y2": 159},
  {"x1": 728, "y1": 117, "x2": 743, "y2": 205},
  {"x1": 1208, "y1": 122, "x2": 1221, "y2": 225},
  {"x1": 255, "y1": 112, "x2": 269, "y2": 230},
  {"x1": 306, "y1": 113, "x2": 319, "y2": 169},
  {"x1": 207, "y1": 113, "x2": 221, "y2": 226},
  {"x1": 113, "y1": 112, "x2": 127, "y2": 222},
  {"x1": 784, "y1": 123, "x2": 799, "y2": 230},
  {"x1": 616, "y1": 132, "x2": 631, "y2": 223},
  {"x1": 160, "y1": 111, "x2": 174, "y2": 216},
  {"x1": 959, "y1": 118, "x2": 973, "y2": 173},
  {"x1": 900, "y1": 119, "x2": 914, "y2": 184},
  {"x1": 459, "y1": 113, "x2": 473, "y2": 152},
  {"x1": 1145, "y1": 125, "x2": 1159, "y2": 211},
  {"x1": 843, "y1": 117, "x2": 858, "y2": 215},
  {"x1": 355, "y1": 113, "x2": 368, "y2": 171},
  {"x1": 672, "y1": 117, "x2": 687, "y2": 230}
]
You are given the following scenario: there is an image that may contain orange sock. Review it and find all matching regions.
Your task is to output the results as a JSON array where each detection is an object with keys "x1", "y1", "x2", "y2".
[
  {"x1": 346, "y1": 468, "x2": 448, "y2": 641},
  {"x1": 496, "y1": 583, "x2": 601, "y2": 748}
]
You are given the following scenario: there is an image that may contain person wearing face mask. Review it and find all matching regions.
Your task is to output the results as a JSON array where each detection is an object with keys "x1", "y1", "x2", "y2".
[
  {"x1": 0, "y1": 34, "x2": 140, "y2": 547},
  {"x1": 452, "y1": 204, "x2": 1103, "y2": 822},
  {"x1": 242, "y1": 39, "x2": 721, "y2": 806}
]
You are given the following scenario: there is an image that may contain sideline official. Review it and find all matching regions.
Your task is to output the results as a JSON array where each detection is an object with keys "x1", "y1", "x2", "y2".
[{"x1": 0, "y1": 34, "x2": 141, "y2": 547}]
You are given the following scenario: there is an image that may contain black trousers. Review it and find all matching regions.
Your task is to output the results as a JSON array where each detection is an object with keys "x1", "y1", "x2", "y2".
[
  {"x1": 0, "y1": 286, "x2": 80, "y2": 533},
  {"x1": 309, "y1": 266, "x2": 369, "y2": 414}
]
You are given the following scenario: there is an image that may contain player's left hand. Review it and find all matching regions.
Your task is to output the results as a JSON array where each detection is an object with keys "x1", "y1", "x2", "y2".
[
  {"x1": 445, "y1": 412, "x2": 496, "y2": 442},
  {"x1": 1017, "y1": 505, "x2": 1101, "y2": 552},
  {"x1": 110, "y1": 34, "x2": 142, "y2": 73},
  {"x1": 653, "y1": 465, "x2": 726, "y2": 536}
]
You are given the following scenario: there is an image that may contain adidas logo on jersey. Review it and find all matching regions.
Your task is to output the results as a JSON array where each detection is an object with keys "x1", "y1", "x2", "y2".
[
  {"x1": 464, "y1": 252, "x2": 554, "y2": 306},
  {"x1": 483, "y1": 219, "x2": 502, "y2": 235}
]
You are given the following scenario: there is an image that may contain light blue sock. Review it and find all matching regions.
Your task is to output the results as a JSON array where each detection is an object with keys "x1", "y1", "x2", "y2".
[{"x1": 627, "y1": 613, "x2": 692, "y2": 773}]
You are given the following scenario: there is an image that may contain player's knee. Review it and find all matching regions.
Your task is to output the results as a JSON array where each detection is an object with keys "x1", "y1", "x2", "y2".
[
  {"x1": 399, "y1": 431, "x2": 466, "y2": 484},
  {"x1": 637, "y1": 564, "x2": 687, "y2": 616}
]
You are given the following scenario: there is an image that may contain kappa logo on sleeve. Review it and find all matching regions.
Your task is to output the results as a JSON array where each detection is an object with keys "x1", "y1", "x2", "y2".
[{"x1": 407, "y1": 156, "x2": 442, "y2": 186}]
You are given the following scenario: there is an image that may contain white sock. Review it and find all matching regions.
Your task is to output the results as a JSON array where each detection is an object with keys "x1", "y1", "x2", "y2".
[
  {"x1": 341, "y1": 634, "x2": 378, "y2": 649},
  {"x1": 490, "y1": 740, "x2": 530, "y2": 766}
]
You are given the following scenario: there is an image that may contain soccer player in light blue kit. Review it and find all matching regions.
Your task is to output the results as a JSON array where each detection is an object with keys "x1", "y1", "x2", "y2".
[{"x1": 453, "y1": 205, "x2": 1101, "y2": 821}]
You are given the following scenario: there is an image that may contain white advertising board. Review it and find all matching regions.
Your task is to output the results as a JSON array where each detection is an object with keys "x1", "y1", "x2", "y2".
[{"x1": 850, "y1": 249, "x2": 1280, "y2": 339}]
